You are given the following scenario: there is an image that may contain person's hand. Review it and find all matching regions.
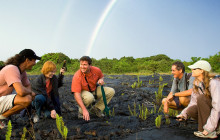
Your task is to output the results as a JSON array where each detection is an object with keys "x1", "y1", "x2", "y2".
[
  {"x1": 82, "y1": 109, "x2": 90, "y2": 121},
  {"x1": 98, "y1": 79, "x2": 104, "y2": 85},
  {"x1": 167, "y1": 94, "x2": 174, "y2": 102},
  {"x1": 176, "y1": 114, "x2": 185, "y2": 121},
  {"x1": 31, "y1": 91, "x2": 36, "y2": 100},
  {"x1": 202, "y1": 130, "x2": 209, "y2": 135},
  {"x1": 60, "y1": 68, "x2": 65, "y2": 74},
  {"x1": 51, "y1": 110, "x2": 57, "y2": 119}
]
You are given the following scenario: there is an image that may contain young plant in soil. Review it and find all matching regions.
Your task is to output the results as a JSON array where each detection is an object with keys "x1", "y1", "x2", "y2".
[
  {"x1": 155, "y1": 115, "x2": 162, "y2": 128},
  {"x1": 56, "y1": 114, "x2": 68, "y2": 140},
  {"x1": 5, "y1": 120, "x2": 12, "y2": 140},
  {"x1": 138, "y1": 104, "x2": 149, "y2": 120},
  {"x1": 128, "y1": 102, "x2": 137, "y2": 117},
  {"x1": 21, "y1": 127, "x2": 27, "y2": 140}
]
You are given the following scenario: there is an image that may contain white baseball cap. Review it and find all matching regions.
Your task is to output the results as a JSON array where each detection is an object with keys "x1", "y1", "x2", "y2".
[{"x1": 188, "y1": 60, "x2": 211, "y2": 72}]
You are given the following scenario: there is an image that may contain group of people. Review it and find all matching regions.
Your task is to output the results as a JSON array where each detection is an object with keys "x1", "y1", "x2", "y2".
[
  {"x1": 162, "y1": 60, "x2": 220, "y2": 139},
  {"x1": 0, "y1": 49, "x2": 115, "y2": 127},
  {"x1": 0, "y1": 49, "x2": 220, "y2": 139}
]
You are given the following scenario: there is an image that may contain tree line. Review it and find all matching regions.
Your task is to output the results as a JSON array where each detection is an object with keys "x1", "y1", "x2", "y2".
[{"x1": 0, "y1": 52, "x2": 219, "y2": 74}]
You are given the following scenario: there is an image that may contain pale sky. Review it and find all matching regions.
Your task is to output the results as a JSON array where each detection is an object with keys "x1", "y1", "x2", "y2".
[{"x1": 0, "y1": 0, "x2": 219, "y2": 62}]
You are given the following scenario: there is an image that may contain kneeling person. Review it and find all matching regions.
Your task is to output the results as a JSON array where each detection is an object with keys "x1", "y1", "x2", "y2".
[
  {"x1": 31, "y1": 61, "x2": 65, "y2": 123},
  {"x1": 71, "y1": 56, "x2": 115, "y2": 121}
]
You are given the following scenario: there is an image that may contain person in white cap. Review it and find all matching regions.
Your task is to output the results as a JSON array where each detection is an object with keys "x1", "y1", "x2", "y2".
[{"x1": 177, "y1": 60, "x2": 220, "y2": 139}]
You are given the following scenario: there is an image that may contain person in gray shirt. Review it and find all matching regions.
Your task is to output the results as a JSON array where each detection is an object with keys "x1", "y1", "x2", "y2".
[{"x1": 162, "y1": 61, "x2": 195, "y2": 114}]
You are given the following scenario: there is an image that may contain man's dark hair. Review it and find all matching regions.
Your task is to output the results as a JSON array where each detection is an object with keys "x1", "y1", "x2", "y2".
[
  {"x1": 80, "y1": 56, "x2": 92, "y2": 65},
  {"x1": 172, "y1": 61, "x2": 185, "y2": 73}
]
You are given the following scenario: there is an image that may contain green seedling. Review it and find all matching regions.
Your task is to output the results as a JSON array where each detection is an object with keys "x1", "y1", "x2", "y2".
[
  {"x1": 165, "y1": 117, "x2": 171, "y2": 125},
  {"x1": 56, "y1": 114, "x2": 68, "y2": 140},
  {"x1": 5, "y1": 120, "x2": 12, "y2": 140},
  {"x1": 128, "y1": 102, "x2": 137, "y2": 116},
  {"x1": 155, "y1": 115, "x2": 162, "y2": 128},
  {"x1": 21, "y1": 127, "x2": 27, "y2": 140},
  {"x1": 138, "y1": 104, "x2": 149, "y2": 120}
]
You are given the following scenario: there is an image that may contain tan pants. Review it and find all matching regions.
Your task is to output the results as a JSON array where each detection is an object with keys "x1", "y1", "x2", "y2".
[{"x1": 78, "y1": 86, "x2": 115, "y2": 113}]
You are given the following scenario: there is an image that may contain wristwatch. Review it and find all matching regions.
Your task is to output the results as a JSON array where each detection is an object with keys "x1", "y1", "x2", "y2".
[{"x1": 173, "y1": 92, "x2": 175, "y2": 97}]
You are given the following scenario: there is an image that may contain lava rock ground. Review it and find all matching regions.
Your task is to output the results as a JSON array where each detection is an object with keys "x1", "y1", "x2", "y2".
[{"x1": 0, "y1": 74, "x2": 213, "y2": 140}]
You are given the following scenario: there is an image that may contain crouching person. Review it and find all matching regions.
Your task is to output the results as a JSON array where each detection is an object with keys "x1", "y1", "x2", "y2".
[
  {"x1": 71, "y1": 56, "x2": 115, "y2": 121},
  {"x1": 0, "y1": 49, "x2": 40, "y2": 129},
  {"x1": 31, "y1": 61, "x2": 65, "y2": 123},
  {"x1": 177, "y1": 60, "x2": 220, "y2": 139},
  {"x1": 162, "y1": 61, "x2": 194, "y2": 113}
]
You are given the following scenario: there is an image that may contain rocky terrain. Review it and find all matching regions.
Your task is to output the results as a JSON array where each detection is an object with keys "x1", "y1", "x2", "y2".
[{"x1": 0, "y1": 74, "x2": 209, "y2": 140}]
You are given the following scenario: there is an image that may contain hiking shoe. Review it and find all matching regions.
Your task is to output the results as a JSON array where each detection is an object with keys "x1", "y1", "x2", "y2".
[
  {"x1": 194, "y1": 131, "x2": 218, "y2": 139},
  {"x1": 0, "y1": 119, "x2": 8, "y2": 129},
  {"x1": 90, "y1": 106, "x2": 104, "y2": 118},
  {"x1": 33, "y1": 115, "x2": 40, "y2": 123},
  {"x1": 78, "y1": 112, "x2": 83, "y2": 119}
]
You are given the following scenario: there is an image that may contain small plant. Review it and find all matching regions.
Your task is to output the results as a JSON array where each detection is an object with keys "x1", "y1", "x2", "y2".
[
  {"x1": 128, "y1": 102, "x2": 137, "y2": 116},
  {"x1": 5, "y1": 120, "x2": 12, "y2": 140},
  {"x1": 157, "y1": 104, "x2": 163, "y2": 113},
  {"x1": 165, "y1": 117, "x2": 170, "y2": 125},
  {"x1": 109, "y1": 108, "x2": 115, "y2": 116},
  {"x1": 155, "y1": 115, "x2": 162, "y2": 128},
  {"x1": 149, "y1": 80, "x2": 154, "y2": 84},
  {"x1": 136, "y1": 75, "x2": 142, "y2": 88},
  {"x1": 168, "y1": 108, "x2": 179, "y2": 117},
  {"x1": 138, "y1": 104, "x2": 149, "y2": 120},
  {"x1": 56, "y1": 114, "x2": 68, "y2": 140},
  {"x1": 150, "y1": 109, "x2": 154, "y2": 114},
  {"x1": 21, "y1": 127, "x2": 27, "y2": 140},
  {"x1": 131, "y1": 75, "x2": 142, "y2": 88},
  {"x1": 131, "y1": 81, "x2": 137, "y2": 88},
  {"x1": 154, "y1": 104, "x2": 157, "y2": 114},
  {"x1": 155, "y1": 83, "x2": 168, "y2": 105}
]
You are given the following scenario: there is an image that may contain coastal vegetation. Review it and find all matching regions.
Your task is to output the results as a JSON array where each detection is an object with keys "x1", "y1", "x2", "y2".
[{"x1": 0, "y1": 52, "x2": 219, "y2": 74}]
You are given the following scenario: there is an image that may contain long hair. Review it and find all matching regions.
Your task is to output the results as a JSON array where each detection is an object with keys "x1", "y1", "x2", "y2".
[
  {"x1": 4, "y1": 54, "x2": 26, "y2": 66},
  {"x1": 193, "y1": 71, "x2": 215, "y2": 97}
]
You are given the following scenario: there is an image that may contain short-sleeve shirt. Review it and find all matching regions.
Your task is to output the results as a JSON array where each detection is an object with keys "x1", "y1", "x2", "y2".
[
  {"x1": 0, "y1": 65, "x2": 30, "y2": 97},
  {"x1": 71, "y1": 66, "x2": 104, "y2": 93},
  {"x1": 170, "y1": 72, "x2": 195, "y2": 94}
]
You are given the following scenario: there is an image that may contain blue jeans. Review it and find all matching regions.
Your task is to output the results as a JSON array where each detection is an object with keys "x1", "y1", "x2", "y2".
[{"x1": 32, "y1": 94, "x2": 50, "y2": 118}]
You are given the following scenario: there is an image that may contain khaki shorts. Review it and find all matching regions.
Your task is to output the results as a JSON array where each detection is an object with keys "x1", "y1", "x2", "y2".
[{"x1": 0, "y1": 94, "x2": 16, "y2": 114}]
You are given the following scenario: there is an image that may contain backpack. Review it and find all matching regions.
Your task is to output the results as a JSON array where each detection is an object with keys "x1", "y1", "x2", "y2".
[{"x1": 185, "y1": 73, "x2": 192, "y2": 90}]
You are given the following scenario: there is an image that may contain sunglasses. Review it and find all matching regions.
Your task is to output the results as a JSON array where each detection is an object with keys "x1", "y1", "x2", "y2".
[{"x1": 192, "y1": 68, "x2": 201, "y2": 70}]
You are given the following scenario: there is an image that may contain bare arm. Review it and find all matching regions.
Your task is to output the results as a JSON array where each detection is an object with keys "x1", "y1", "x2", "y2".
[
  {"x1": 174, "y1": 89, "x2": 193, "y2": 97},
  {"x1": 74, "y1": 92, "x2": 90, "y2": 121},
  {"x1": 13, "y1": 82, "x2": 32, "y2": 97}
]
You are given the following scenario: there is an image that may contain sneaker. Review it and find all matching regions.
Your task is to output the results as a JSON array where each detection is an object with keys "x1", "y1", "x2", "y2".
[
  {"x1": 0, "y1": 119, "x2": 8, "y2": 129},
  {"x1": 90, "y1": 106, "x2": 105, "y2": 118},
  {"x1": 194, "y1": 131, "x2": 218, "y2": 139},
  {"x1": 78, "y1": 112, "x2": 83, "y2": 119},
  {"x1": 33, "y1": 115, "x2": 39, "y2": 123}
]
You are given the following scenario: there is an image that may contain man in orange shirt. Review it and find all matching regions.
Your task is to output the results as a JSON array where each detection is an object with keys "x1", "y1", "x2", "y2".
[{"x1": 71, "y1": 56, "x2": 115, "y2": 121}]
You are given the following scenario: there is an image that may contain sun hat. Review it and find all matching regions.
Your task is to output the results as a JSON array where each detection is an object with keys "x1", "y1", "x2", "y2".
[
  {"x1": 188, "y1": 60, "x2": 211, "y2": 72},
  {"x1": 19, "y1": 49, "x2": 41, "y2": 60}
]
